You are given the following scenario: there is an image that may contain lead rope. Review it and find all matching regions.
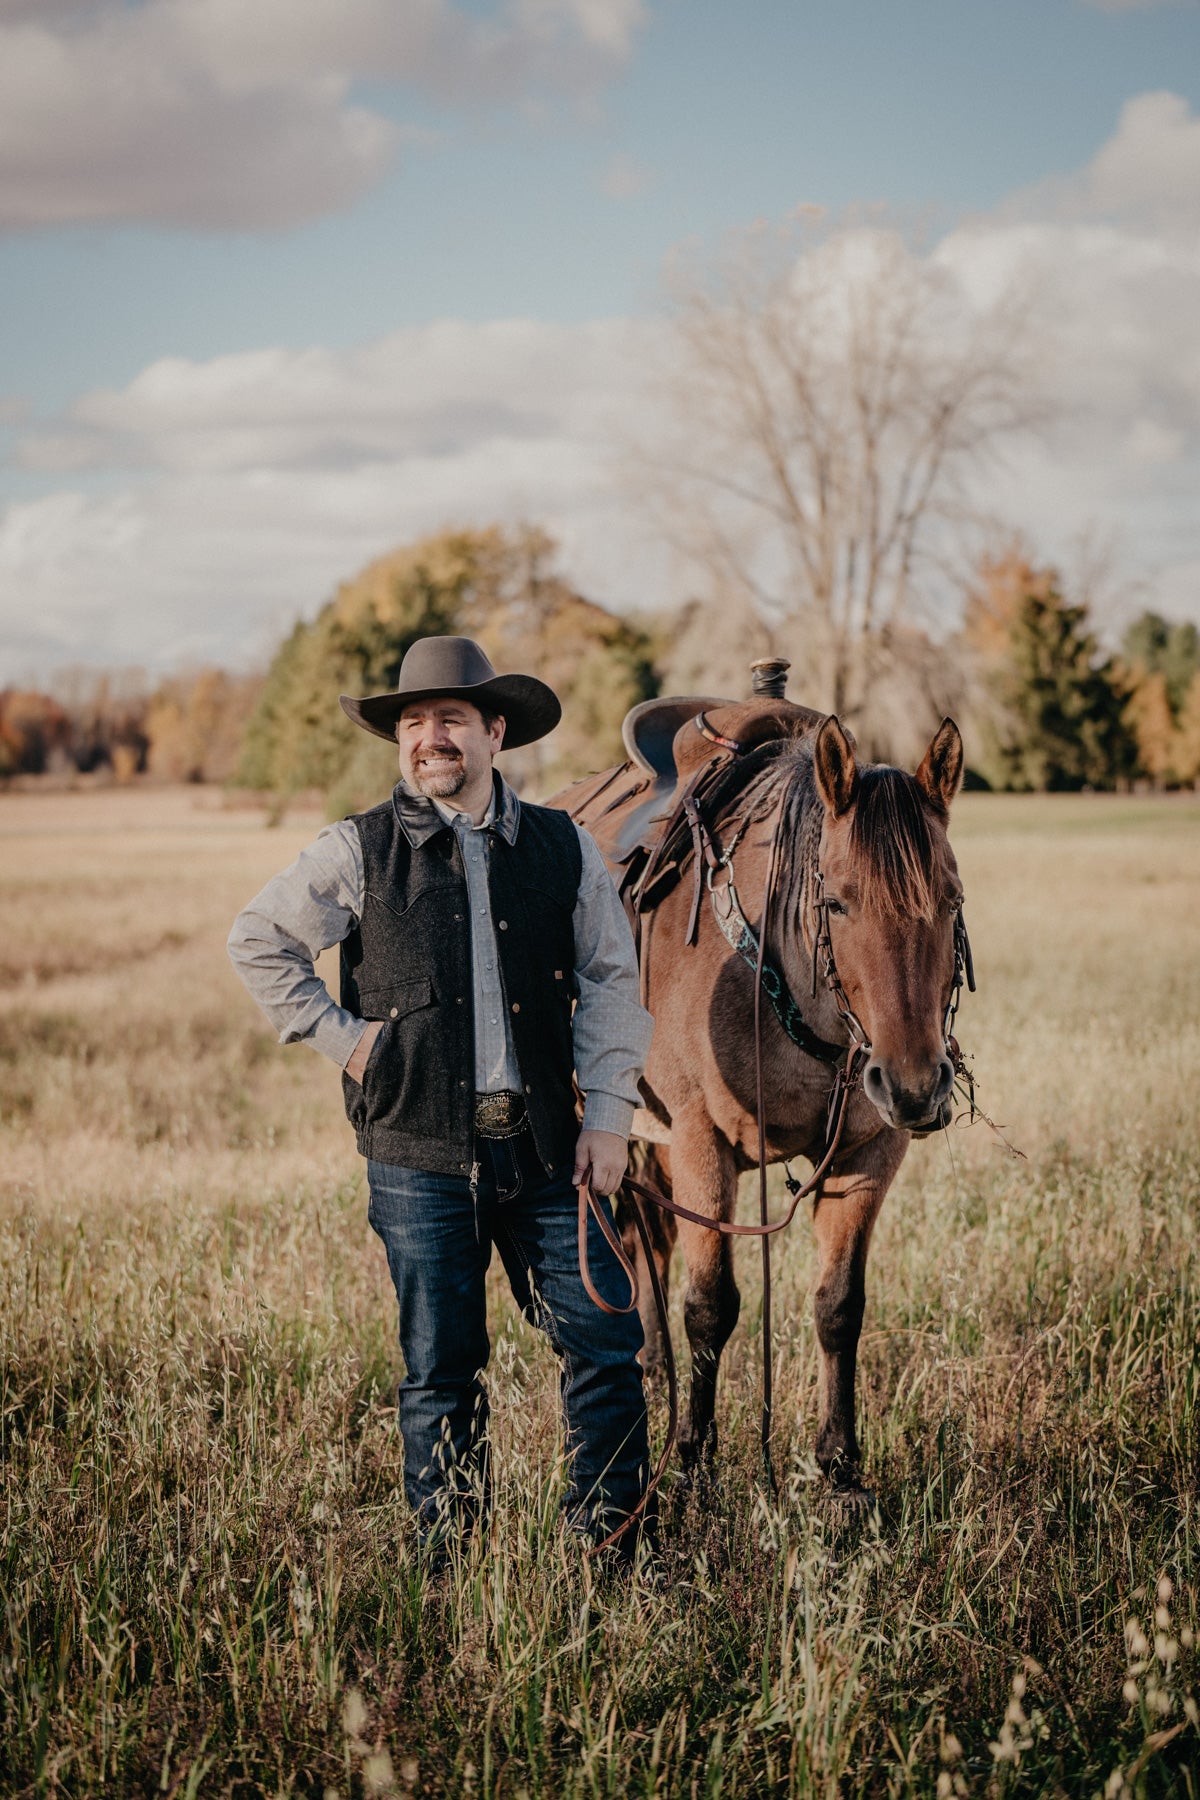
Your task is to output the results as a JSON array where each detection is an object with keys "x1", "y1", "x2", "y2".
[
  {"x1": 753, "y1": 797, "x2": 786, "y2": 1495},
  {"x1": 576, "y1": 1176, "x2": 677, "y2": 1558},
  {"x1": 576, "y1": 1044, "x2": 865, "y2": 1559}
]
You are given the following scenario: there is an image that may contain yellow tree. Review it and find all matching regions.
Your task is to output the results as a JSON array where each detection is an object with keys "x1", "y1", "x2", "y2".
[
  {"x1": 239, "y1": 525, "x2": 658, "y2": 813},
  {"x1": 1175, "y1": 670, "x2": 1200, "y2": 787},
  {"x1": 1124, "y1": 668, "x2": 1177, "y2": 787},
  {"x1": 146, "y1": 668, "x2": 264, "y2": 783}
]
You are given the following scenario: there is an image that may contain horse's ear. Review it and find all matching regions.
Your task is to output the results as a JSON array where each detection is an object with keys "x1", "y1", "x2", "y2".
[
  {"x1": 814, "y1": 716, "x2": 859, "y2": 817},
  {"x1": 915, "y1": 718, "x2": 964, "y2": 815}
]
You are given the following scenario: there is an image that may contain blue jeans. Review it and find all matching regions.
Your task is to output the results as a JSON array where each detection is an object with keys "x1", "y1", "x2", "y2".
[{"x1": 367, "y1": 1129, "x2": 648, "y2": 1549}]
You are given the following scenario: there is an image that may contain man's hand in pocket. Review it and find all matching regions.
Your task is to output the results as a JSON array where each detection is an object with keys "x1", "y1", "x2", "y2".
[{"x1": 345, "y1": 1021, "x2": 383, "y2": 1085}]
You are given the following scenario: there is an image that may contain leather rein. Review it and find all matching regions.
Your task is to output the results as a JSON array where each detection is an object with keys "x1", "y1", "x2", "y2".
[{"x1": 576, "y1": 714, "x2": 975, "y2": 1557}]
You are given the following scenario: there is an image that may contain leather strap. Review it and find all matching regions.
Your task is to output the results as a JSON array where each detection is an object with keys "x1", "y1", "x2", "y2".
[
  {"x1": 576, "y1": 1181, "x2": 677, "y2": 1558},
  {"x1": 576, "y1": 1045, "x2": 866, "y2": 1557},
  {"x1": 694, "y1": 712, "x2": 744, "y2": 753}
]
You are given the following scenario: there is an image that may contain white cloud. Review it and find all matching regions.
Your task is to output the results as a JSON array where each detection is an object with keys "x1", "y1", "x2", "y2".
[
  {"x1": 1011, "y1": 90, "x2": 1200, "y2": 235},
  {"x1": 906, "y1": 89, "x2": 1197, "y2": 627},
  {"x1": 0, "y1": 0, "x2": 646, "y2": 230},
  {"x1": 17, "y1": 319, "x2": 653, "y2": 474},
  {"x1": 0, "y1": 316, "x2": 668, "y2": 674}
]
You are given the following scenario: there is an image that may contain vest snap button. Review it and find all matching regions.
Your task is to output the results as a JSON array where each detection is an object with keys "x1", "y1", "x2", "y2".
[
  {"x1": 511, "y1": 1002, "x2": 520, "y2": 1013},
  {"x1": 456, "y1": 996, "x2": 464, "y2": 1005},
  {"x1": 498, "y1": 920, "x2": 508, "y2": 930},
  {"x1": 389, "y1": 1007, "x2": 398, "y2": 1018},
  {"x1": 524, "y1": 1084, "x2": 532, "y2": 1094}
]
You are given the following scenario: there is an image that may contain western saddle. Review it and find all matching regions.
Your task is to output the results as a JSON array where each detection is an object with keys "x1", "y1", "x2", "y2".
[
  {"x1": 563, "y1": 660, "x2": 825, "y2": 927},
  {"x1": 561, "y1": 661, "x2": 826, "y2": 1144}
]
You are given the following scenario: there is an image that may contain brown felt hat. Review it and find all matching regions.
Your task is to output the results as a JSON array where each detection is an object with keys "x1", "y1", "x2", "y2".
[{"x1": 339, "y1": 636, "x2": 561, "y2": 750}]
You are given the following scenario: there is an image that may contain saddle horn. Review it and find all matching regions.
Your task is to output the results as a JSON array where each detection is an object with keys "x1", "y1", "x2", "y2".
[{"x1": 750, "y1": 657, "x2": 790, "y2": 699}]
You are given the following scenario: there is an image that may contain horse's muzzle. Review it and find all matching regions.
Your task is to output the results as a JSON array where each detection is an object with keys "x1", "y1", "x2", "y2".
[
  {"x1": 908, "y1": 1096, "x2": 955, "y2": 1138},
  {"x1": 862, "y1": 1054, "x2": 955, "y2": 1134}
]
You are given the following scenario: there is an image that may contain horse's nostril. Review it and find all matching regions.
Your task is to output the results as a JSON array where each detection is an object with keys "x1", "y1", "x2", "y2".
[
  {"x1": 863, "y1": 1061, "x2": 888, "y2": 1101},
  {"x1": 935, "y1": 1056, "x2": 955, "y2": 1103}
]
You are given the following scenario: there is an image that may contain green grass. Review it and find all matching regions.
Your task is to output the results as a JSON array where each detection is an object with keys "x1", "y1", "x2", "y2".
[{"x1": 2, "y1": 786, "x2": 1199, "y2": 1797}]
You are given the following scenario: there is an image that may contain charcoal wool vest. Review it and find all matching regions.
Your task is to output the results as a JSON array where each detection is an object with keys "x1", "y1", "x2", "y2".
[{"x1": 340, "y1": 783, "x2": 582, "y2": 1175}]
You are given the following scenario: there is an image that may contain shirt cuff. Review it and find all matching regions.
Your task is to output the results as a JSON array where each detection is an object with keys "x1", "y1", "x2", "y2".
[
  {"x1": 580, "y1": 1092, "x2": 635, "y2": 1139},
  {"x1": 305, "y1": 1011, "x2": 371, "y2": 1069}
]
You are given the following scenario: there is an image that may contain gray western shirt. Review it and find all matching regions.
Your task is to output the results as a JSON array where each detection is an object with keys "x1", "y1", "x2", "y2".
[{"x1": 227, "y1": 774, "x2": 653, "y2": 1141}]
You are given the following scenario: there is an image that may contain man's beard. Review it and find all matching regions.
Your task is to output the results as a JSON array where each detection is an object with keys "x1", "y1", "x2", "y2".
[{"x1": 410, "y1": 752, "x2": 466, "y2": 799}]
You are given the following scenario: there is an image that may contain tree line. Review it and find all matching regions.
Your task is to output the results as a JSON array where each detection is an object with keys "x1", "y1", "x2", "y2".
[
  {"x1": 4, "y1": 525, "x2": 1196, "y2": 802},
  {"x1": 0, "y1": 667, "x2": 263, "y2": 783}
]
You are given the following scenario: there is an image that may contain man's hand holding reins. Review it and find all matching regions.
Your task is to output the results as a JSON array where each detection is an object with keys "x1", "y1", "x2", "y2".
[{"x1": 574, "y1": 1129, "x2": 629, "y2": 1197}]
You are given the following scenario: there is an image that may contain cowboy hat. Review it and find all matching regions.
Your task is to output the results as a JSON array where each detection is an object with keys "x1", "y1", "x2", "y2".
[{"x1": 339, "y1": 636, "x2": 561, "y2": 750}]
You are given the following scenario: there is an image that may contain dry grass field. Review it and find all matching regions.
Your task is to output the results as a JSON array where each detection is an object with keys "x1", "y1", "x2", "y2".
[{"x1": 2, "y1": 783, "x2": 1199, "y2": 1797}]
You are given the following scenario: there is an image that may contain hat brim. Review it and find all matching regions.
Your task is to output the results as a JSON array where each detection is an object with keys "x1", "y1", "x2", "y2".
[{"x1": 339, "y1": 672, "x2": 561, "y2": 750}]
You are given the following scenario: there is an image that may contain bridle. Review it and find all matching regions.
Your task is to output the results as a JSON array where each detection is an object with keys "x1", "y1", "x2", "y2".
[
  {"x1": 577, "y1": 717, "x2": 976, "y2": 1556},
  {"x1": 812, "y1": 870, "x2": 977, "y2": 1069},
  {"x1": 810, "y1": 870, "x2": 872, "y2": 1053}
]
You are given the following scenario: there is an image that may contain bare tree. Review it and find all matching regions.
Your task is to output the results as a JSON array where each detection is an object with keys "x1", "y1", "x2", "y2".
[{"x1": 640, "y1": 219, "x2": 1042, "y2": 725}]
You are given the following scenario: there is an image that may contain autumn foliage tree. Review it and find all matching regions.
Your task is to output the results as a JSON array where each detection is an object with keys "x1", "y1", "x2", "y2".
[
  {"x1": 0, "y1": 691, "x2": 71, "y2": 776},
  {"x1": 237, "y1": 525, "x2": 658, "y2": 812},
  {"x1": 144, "y1": 668, "x2": 264, "y2": 784},
  {"x1": 1118, "y1": 612, "x2": 1200, "y2": 787}
]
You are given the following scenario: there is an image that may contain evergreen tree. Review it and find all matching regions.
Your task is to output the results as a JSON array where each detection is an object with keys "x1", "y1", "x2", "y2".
[{"x1": 966, "y1": 554, "x2": 1137, "y2": 791}]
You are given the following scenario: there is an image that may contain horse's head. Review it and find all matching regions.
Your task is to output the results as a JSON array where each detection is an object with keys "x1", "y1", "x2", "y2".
[{"x1": 812, "y1": 715, "x2": 966, "y2": 1134}]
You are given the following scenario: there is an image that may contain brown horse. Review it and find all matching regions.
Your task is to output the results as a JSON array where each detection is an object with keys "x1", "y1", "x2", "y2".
[{"x1": 549, "y1": 704, "x2": 967, "y2": 1497}]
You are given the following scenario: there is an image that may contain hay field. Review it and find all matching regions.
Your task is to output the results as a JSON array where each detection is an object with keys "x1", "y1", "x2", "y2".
[{"x1": 2, "y1": 784, "x2": 1199, "y2": 1797}]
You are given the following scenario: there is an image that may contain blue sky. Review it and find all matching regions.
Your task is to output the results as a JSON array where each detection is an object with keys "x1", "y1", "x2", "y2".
[{"x1": 1, "y1": 0, "x2": 1199, "y2": 676}]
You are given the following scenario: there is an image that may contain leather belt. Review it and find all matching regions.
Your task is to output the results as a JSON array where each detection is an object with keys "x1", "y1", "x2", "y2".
[{"x1": 474, "y1": 1090, "x2": 528, "y2": 1139}]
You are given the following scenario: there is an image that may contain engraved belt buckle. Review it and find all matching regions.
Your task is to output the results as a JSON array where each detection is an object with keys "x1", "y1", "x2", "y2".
[{"x1": 474, "y1": 1090, "x2": 528, "y2": 1139}]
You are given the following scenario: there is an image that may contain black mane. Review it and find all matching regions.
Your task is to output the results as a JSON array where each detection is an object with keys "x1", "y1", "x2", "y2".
[{"x1": 710, "y1": 733, "x2": 939, "y2": 926}]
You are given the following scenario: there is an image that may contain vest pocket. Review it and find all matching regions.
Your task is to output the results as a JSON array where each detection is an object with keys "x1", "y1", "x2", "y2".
[
  {"x1": 357, "y1": 977, "x2": 432, "y2": 1021},
  {"x1": 354, "y1": 978, "x2": 437, "y2": 1131}
]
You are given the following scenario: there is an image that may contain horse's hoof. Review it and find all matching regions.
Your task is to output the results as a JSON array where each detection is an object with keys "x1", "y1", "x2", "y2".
[
  {"x1": 828, "y1": 1482, "x2": 877, "y2": 1518},
  {"x1": 676, "y1": 1455, "x2": 715, "y2": 1496}
]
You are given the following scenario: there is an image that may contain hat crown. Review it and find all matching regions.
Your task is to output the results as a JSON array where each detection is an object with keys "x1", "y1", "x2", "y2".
[
  {"x1": 340, "y1": 632, "x2": 561, "y2": 749},
  {"x1": 397, "y1": 636, "x2": 496, "y2": 694}
]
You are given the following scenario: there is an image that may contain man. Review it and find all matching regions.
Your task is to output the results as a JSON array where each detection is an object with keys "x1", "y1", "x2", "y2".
[{"x1": 228, "y1": 636, "x2": 654, "y2": 1559}]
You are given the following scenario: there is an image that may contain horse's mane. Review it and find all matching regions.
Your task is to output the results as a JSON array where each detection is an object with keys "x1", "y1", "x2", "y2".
[{"x1": 709, "y1": 732, "x2": 940, "y2": 926}]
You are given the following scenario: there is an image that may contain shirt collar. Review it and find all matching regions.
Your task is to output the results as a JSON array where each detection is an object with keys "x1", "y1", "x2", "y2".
[
  {"x1": 393, "y1": 769, "x2": 521, "y2": 848},
  {"x1": 431, "y1": 790, "x2": 495, "y2": 830}
]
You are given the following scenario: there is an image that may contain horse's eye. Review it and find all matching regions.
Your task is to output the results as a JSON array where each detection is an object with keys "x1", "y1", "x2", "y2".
[{"x1": 825, "y1": 896, "x2": 848, "y2": 917}]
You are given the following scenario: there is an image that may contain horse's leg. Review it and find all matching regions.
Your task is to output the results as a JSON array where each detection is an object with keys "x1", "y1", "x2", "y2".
[
  {"x1": 618, "y1": 1142, "x2": 677, "y2": 1380},
  {"x1": 810, "y1": 1131, "x2": 907, "y2": 1494},
  {"x1": 670, "y1": 1116, "x2": 740, "y2": 1471}
]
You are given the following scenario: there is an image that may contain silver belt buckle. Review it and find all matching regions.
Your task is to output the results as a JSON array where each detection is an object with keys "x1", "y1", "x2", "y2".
[{"x1": 474, "y1": 1091, "x2": 527, "y2": 1139}]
